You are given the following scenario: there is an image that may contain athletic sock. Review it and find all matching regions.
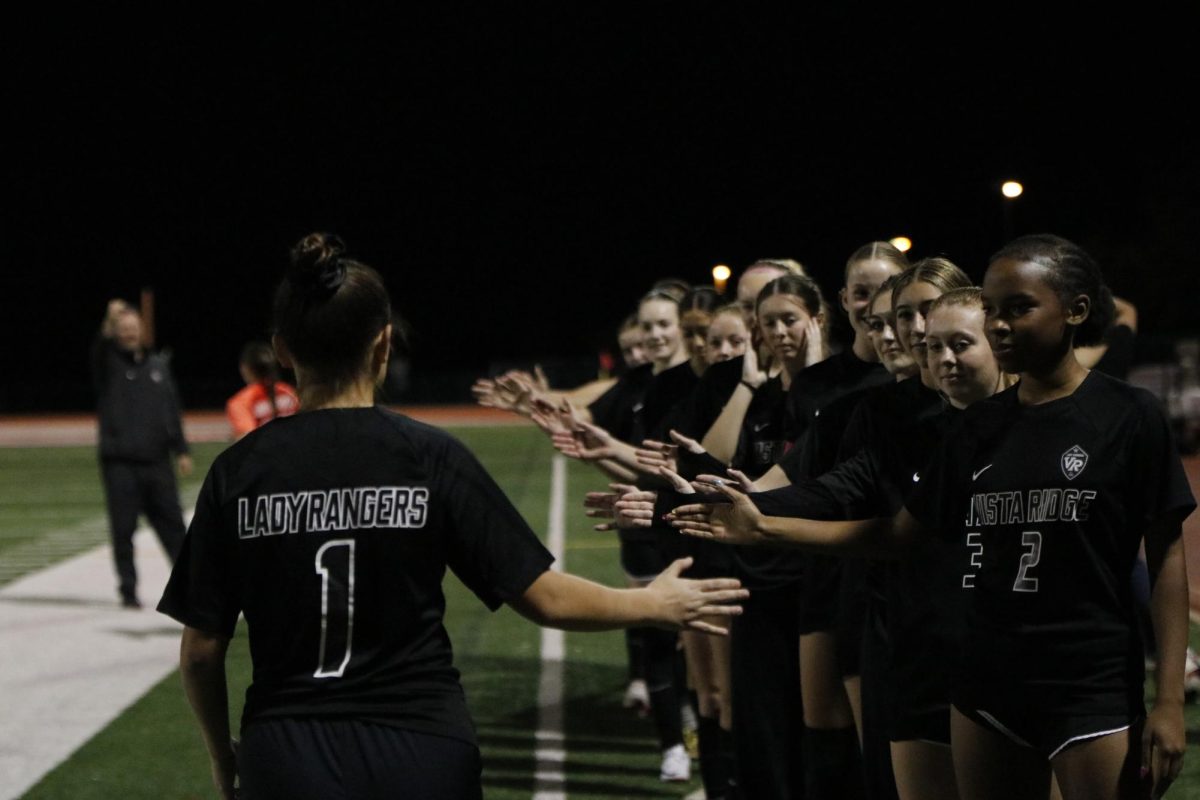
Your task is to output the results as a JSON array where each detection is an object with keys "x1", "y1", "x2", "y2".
[
  {"x1": 645, "y1": 629, "x2": 683, "y2": 748},
  {"x1": 804, "y1": 726, "x2": 864, "y2": 799},
  {"x1": 719, "y1": 724, "x2": 741, "y2": 799},
  {"x1": 698, "y1": 715, "x2": 730, "y2": 799},
  {"x1": 625, "y1": 627, "x2": 646, "y2": 681}
]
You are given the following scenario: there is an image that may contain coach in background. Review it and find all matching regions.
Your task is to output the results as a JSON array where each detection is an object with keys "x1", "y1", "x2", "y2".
[{"x1": 92, "y1": 299, "x2": 191, "y2": 608}]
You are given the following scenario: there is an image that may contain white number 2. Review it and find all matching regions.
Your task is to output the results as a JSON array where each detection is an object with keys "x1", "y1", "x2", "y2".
[
  {"x1": 1012, "y1": 531, "x2": 1041, "y2": 593},
  {"x1": 314, "y1": 539, "x2": 355, "y2": 678}
]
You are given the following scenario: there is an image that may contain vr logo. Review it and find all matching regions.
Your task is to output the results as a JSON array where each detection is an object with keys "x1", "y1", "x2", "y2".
[{"x1": 1061, "y1": 445, "x2": 1088, "y2": 480}]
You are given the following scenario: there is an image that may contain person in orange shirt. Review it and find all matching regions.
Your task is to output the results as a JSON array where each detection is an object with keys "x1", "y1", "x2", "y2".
[{"x1": 225, "y1": 342, "x2": 299, "y2": 439}]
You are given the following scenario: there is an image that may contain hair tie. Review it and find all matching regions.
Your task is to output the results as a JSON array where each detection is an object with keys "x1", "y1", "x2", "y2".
[{"x1": 291, "y1": 256, "x2": 347, "y2": 298}]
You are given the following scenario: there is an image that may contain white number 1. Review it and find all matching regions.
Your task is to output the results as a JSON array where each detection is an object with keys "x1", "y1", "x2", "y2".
[
  {"x1": 1012, "y1": 531, "x2": 1041, "y2": 593},
  {"x1": 314, "y1": 539, "x2": 355, "y2": 678}
]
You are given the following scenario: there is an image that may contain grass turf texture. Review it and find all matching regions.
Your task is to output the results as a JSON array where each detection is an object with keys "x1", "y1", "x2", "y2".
[{"x1": 7, "y1": 427, "x2": 1199, "y2": 797}]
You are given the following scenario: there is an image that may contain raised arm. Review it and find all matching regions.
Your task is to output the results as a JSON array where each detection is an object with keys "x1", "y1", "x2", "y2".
[{"x1": 701, "y1": 349, "x2": 768, "y2": 463}]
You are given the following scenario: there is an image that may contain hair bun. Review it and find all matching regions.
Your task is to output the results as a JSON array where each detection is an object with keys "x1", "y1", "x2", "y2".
[{"x1": 289, "y1": 232, "x2": 348, "y2": 297}]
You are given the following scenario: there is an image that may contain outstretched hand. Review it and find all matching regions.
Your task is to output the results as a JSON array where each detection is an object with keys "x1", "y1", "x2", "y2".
[
  {"x1": 635, "y1": 439, "x2": 678, "y2": 474},
  {"x1": 471, "y1": 374, "x2": 536, "y2": 416},
  {"x1": 692, "y1": 468, "x2": 754, "y2": 494},
  {"x1": 589, "y1": 484, "x2": 657, "y2": 531},
  {"x1": 666, "y1": 479, "x2": 765, "y2": 546},
  {"x1": 551, "y1": 419, "x2": 616, "y2": 462},
  {"x1": 668, "y1": 429, "x2": 706, "y2": 455},
  {"x1": 646, "y1": 557, "x2": 747, "y2": 635}
]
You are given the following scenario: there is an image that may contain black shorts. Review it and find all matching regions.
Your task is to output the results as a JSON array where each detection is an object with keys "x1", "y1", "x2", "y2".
[
  {"x1": 834, "y1": 558, "x2": 871, "y2": 676},
  {"x1": 239, "y1": 717, "x2": 482, "y2": 799},
  {"x1": 890, "y1": 704, "x2": 951, "y2": 746},
  {"x1": 796, "y1": 554, "x2": 841, "y2": 634},
  {"x1": 680, "y1": 537, "x2": 734, "y2": 580},
  {"x1": 955, "y1": 704, "x2": 1137, "y2": 760},
  {"x1": 620, "y1": 536, "x2": 669, "y2": 582}
]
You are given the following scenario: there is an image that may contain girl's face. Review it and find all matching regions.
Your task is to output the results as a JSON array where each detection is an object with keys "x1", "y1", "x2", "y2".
[
  {"x1": 638, "y1": 299, "x2": 682, "y2": 366},
  {"x1": 894, "y1": 280, "x2": 943, "y2": 369},
  {"x1": 841, "y1": 259, "x2": 900, "y2": 339},
  {"x1": 926, "y1": 304, "x2": 1001, "y2": 408},
  {"x1": 705, "y1": 312, "x2": 749, "y2": 365},
  {"x1": 680, "y1": 310, "x2": 712, "y2": 370},
  {"x1": 757, "y1": 294, "x2": 816, "y2": 367},
  {"x1": 981, "y1": 258, "x2": 1079, "y2": 375},
  {"x1": 618, "y1": 326, "x2": 647, "y2": 369},
  {"x1": 865, "y1": 292, "x2": 916, "y2": 376}
]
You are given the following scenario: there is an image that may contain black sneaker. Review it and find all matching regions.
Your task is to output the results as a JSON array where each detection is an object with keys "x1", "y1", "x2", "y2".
[{"x1": 120, "y1": 594, "x2": 143, "y2": 610}]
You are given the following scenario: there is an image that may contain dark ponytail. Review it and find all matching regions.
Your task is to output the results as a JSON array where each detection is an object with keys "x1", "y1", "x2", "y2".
[
  {"x1": 989, "y1": 234, "x2": 1114, "y2": 347},
  {"x1": 273, "y1": 232, "x2": 392, "y2": 387}
]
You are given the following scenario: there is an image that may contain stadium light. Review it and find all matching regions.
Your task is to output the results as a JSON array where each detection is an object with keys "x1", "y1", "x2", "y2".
[
  {"x1": 712, "y1": 264, "x2": 731, "y2": 294},
  {"x1": 889, "y1": 236, "x2": 913, "y2": 253},
  {"x1": 1001, "y1": 181, "x2": 1024, "y2": 199}
]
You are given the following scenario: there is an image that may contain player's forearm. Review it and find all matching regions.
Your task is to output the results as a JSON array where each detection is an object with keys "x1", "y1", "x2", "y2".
[
  {"x1": 180, "y1": 627, "x2": 235, "y2": 763},
  {"x1": 701, "y1": 384, "x2": 753, "y2": 463},
  {"x1": 752, "y1": 464, "x2": 791, "y2": 491},
  {"x1": 602, "y1": 440, "x2": 644, "y2": 474},
  {"x1": 756, "y1": 512, "x2": 909, "y2": 558},
  {"x1": 562, "y1": 378, "x2": 617, "y2": 407},
  {"x1": 514, "y1": 571, "x2": 662, "y2": 631},
  {"x1": 1146, "y1": 533, "x2": 1189, "y2": 707},
  {"x1": 592, "y1": 457, "x2": 638, "y2": 484}
]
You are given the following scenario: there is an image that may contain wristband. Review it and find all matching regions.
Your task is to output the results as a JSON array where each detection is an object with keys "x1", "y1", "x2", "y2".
[{"x1": 740, "y1": 380, "x2": 758, "y2": 392}]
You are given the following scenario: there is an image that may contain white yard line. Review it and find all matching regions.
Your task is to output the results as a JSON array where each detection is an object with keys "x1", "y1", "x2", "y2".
[
  {"x1": 532, "y1": 455, "x2": 567, "y2": 800},
  {"x1": 0, "y1": 522, "x2": 187, "y2": 800}
]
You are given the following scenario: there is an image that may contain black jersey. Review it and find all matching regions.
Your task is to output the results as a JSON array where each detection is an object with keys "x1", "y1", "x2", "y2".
[
  {"x1": 633, "y1": 360, "x2": 701, "y2": 444},
  {"x1": 91, "y1": 338, "x2": 189, "y2": 462},
  {"x1": 158, "y1": 407, "x2": 554, "y2": 743},
  {"x1": 907, "y1": 371, "x2": 1195, "y2": 716},
  {"x1": 670, "y1": 356, "x2": 743, "y2": 440},
  {"x1": 732, "y1": 376, "x2": 790, "y2": 478},
  {"x1": 589, "y1": 364, "x2": 653, "y2": 444},
  {"x1": 784, "y1": 348, "x2": 890, "y2": 444},
  {"x1": 727, "y1": 376, "x2": 805, "y2": 590},
  {"x1": 751, "y1": 379, "x2": 945, "y2": 587}
]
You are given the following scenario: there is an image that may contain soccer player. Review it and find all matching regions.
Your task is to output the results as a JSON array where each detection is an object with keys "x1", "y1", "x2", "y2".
[
  {"x1": 671, "y1": 235, "x2": 1193, "y2": 800},
  {"x1": 157, "y1": 233, "x2": 746, "y2": 800},
  {"x1": 224, "y1": 341, "x2": 299, "y2": 439}
]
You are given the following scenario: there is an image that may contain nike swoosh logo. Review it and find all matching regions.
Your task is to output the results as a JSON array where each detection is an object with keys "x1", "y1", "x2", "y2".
[
  {"x1": 753, "y1": 422, "x2": 770, "y2": 432},
  {"x1": 972, "y1": 464, "x2": 993, "y2": 481}
]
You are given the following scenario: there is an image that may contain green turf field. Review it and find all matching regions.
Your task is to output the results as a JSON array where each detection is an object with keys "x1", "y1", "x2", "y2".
[{"x1": 4, "y1": 427, "x2": 1199, "y2": 798}]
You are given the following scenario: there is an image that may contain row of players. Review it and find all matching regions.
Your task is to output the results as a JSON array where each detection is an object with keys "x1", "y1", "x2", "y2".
[{"x1": 471, "y1": 238, "x2": 1193, "y2": 800}]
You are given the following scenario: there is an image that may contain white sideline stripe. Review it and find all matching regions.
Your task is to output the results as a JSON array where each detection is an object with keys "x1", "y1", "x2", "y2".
[
  {"x1": 0, "y1": 519, "x2": 189, "y2": 800},
  {"x1": 533, "y1": 455, "x2": 567, "y2": 800}
]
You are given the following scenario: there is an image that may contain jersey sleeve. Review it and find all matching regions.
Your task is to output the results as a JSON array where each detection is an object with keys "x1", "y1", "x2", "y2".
[
  {"x1": 1128, "y1": 392, "x2": 1196, "y2": 528},
  {"x1": 157, "y1": 467, "x2": 240, "y2": 636},
  {"x1": 903, "y1": 421, "x2": 968, "y2": 538},
  {"x1": 752, "y1": 477, "x2": 844, "y2": 521},
  {"x1": 436, "y1": 438, "x2": 555, "y2": 611}
]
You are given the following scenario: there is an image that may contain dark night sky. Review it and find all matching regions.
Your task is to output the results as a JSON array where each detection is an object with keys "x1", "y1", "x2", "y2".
[{"x1": 7, "y1": 10, "x2": 1198, "y2": 411}]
